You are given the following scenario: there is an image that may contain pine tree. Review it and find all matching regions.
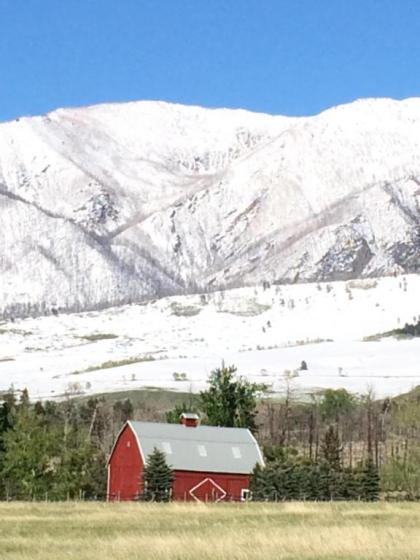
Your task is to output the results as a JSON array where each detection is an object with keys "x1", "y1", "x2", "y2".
[
  {"x1": 321, "y1": 426, "x2": 342, "y2": 471},
  {"x1": 2, "y1": 407, "x2": 60, "y2": 499},
  {"x1": 142, "y1": 448, "x2": 173, "y2": 502},
  {"x1": 340, "y1": 466, "x2": 361, "y2": 500},
  {"x1": 306, "y1": 463, "x2": 323, "y2": 501},
  {"x1": 320, "y1": 426, "x2": 343, "y2": 499},
  {"x1": 295, "y1": 461, "x2": 316, "y2": 500},
  {"x1": 19, "y1": 388, "x2": 30, "y2": 410},
  {"x1": 1, "y1": 391, "x2": 107, "y2": 501},
  {"x1": 113, "y1": 399, "x2": 134, "y2": 425},
  {"x1": 360, "y1": 458, "x2": 380, "y2": 501},
  {"x1": 249, "y1": 463, "x2": 266, "y2": 500}
]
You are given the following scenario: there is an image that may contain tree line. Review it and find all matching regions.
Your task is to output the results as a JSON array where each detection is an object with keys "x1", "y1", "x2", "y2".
[
  {"x1": 250, "y1": 428, "x2": 379, "y2": 502},
  {"x1": 0, "y1": 389, "x2": 107, "y2": 500},
  {"x1": 0, "y1": 363, "x2": 419, "y2": 500}
]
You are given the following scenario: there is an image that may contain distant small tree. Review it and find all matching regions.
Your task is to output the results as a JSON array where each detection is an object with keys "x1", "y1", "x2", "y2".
[
  {"x1": 19, "y1": 388, "x2": 30, "y2": 410},
  {"x1": 142, "y1": 448, "x2": 173, "y2": 502}
]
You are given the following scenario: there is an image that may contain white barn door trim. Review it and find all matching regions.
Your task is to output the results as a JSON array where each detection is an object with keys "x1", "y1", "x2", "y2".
[{"x1": 189, "y1": 477, "x2": 227, "y2": 502}]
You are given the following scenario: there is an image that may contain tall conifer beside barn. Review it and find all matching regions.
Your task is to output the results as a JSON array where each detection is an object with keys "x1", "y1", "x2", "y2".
[{"x1": 142, "y1": 447, "x2": 173, "y2": 502}]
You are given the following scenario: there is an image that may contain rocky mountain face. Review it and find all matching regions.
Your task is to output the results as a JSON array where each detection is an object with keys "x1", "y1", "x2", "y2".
[{"x1": 0, "y1": 98, "x2": 419, "y2": 318}]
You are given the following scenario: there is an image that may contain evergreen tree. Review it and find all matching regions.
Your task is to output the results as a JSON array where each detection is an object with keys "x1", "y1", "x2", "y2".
[
  {"x1": 33, "y1": 401, "x2": 46, "y2": 418},
  {"x1": 19, "y1": 388, "x2": 30, "y2": 410},
  {"x1": 2, "y1": 407, "x2": 60, "y2": 499},
  {"x1": 340, "y1": 466, "x2": 361, "y2": 500},
  {"x1": 1, "y1": 391, "x2": 107, "y2": 500},
  {"x1": 200, "y1": 364, "x2": 266, "y2": 431},
  {"x1": 0, "y1": 398, "x2": 15, "y2": 498},
  {"x1": 294, "y1": 461, "x2": 317, "y2": 500},
  {"x1": 251, "y1": 451, "x2": 322, "y2": 502},
  {"x1": 320, "y1": 426, "x2": 343, "y2": 499},
  {"x1": 360, "y1": 458, "x2": 380, "y2": 501},
  {"x1": 113, "y1": 399, "x2": 134, "y2": 425},
  {"x1": 53, "y1": 436, "x2": 107, "y2": 500},
  {"x1": 0, "y1": 400, "x2": 14, "y2": 453},
  {"x1": 142, "y1": 448, "x2": 173, "y2": 502},
  {"x1": 263, "y1": 461, "x2": 286, "y2": 500},
  {"x1": 306, "y1": 463, "x2": 323, "y2": 501},
  {"x1": 249, "y1": 463, "x2": 266, "y2": 500},
  {"x1": 321, "y1": 426, "x2": 342, "y2": 471}
]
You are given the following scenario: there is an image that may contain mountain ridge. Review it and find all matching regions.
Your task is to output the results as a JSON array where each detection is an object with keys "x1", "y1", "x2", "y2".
[{"x1": 1, "y1": 97, "x2": 419, "y2": 318}]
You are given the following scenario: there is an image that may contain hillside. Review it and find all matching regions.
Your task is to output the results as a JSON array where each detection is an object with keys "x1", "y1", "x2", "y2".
[
  {"x1": 1, "y1": 98, "x2": 419, "y2": 318},
  {"x1": 1, "y1": 274, "x2": 419, "y2": 400}
]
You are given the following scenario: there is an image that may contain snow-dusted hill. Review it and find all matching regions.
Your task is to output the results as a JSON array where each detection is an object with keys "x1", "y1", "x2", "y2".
[
  {"x1": 0, "y1": 98, "x2": 419, "y2": 317},
  {"x1": 0, "y1": 275, "x2": 419, "y2": 400}
]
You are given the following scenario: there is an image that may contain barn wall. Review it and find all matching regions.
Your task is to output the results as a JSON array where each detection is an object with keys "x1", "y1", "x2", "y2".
[
  {"x1": 108, "y1": 423, "x2": 254, "y2": 502},
  {"x1": 173, "y1": 470, "x2": 250, "y2": 502},
  {"x1": 108, "y1": 424, "x2": 144, "y2": 501}
]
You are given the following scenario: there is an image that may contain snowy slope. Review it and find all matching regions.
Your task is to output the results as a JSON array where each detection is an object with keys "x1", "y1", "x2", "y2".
[
  {"x1": 0, "y1": 275, "x2": 419, "y2": 400},
  {"x1": 0, "y1": 98, "x2": 419, "y2": 317}
]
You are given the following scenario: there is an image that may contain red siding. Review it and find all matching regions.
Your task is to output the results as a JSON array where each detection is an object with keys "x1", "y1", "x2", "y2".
[
  {"x1": 108, "y1": 424, "x2": 144, "y2": 501},
  {"x1": 182, "y1": 418, "x2": 199, "y2": 427},
  {"x1": 173, "y1": 470, "x2": 250, "y2": 502}
]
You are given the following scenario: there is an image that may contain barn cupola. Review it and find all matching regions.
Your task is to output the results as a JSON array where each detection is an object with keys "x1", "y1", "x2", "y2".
[{"x1": 180, "y1": 412, "x2": 200, "y2": 427}]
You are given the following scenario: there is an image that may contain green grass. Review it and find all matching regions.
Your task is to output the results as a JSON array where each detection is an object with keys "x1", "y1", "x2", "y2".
[
  {"x1": 78, "y1": 333, "x2": 119, "y2": 342},
  {"x1": 0, "y1": 502, "x2": 419, "y2": 559},
  {"x1": 0, "y1": 328, "x2": 32, "y2": 336},
  {"x1": 170, "y1": 302, "x2": 202, "y2": 317},
  {"x1": 72, "y1": 355, "x2": 156, "y2": 374},
  {"x1": 218, "y1": 300, "x2": 271, "y2": 317}
]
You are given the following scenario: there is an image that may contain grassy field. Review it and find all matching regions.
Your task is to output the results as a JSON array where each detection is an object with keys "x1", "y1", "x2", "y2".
[{"x1": 0, "y1": 502, "x2": 419, "y2": 560}]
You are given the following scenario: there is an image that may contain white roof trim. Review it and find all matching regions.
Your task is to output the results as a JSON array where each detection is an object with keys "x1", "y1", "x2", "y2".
[
  {"x1": 127, "y1": 420, "x2": 146, "y2": 465},
  {"x1": 247, "y1": 429, "x2": 265, "y2": 468}
]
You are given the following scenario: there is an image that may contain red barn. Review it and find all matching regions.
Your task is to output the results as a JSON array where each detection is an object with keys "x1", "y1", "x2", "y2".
[{"x1": 107, "y1": 413, "x2": 264, "y2": 502}]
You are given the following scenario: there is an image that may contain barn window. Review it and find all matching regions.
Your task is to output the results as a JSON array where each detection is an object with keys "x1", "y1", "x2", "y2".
[
  {"x1": 197, "y1": 444, "x2": 207, "y2": 457},
  {"x1": 232, "y1": 447, "x2": 242, "y2": 459},
  {"x1": 162, "y1": 441, "x2": 172, "y2": 454},
  {"x1": 126, "y1": 441, "x2": 131, "y2": 448}
]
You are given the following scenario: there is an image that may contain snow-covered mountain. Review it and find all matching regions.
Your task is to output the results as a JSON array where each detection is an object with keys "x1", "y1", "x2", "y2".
[{"x1": 1, "y1": 98, "x2": 419, "y2": 318}]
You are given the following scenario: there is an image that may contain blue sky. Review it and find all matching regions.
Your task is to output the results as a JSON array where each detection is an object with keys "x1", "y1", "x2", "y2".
[{"x1": 1, "y1": 0, "x2": 420, "y2": 121}]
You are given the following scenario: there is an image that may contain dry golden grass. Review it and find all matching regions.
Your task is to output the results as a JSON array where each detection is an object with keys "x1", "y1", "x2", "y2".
[{"x1": 0, "y1": 501, "x2": 419, "y2": 559}]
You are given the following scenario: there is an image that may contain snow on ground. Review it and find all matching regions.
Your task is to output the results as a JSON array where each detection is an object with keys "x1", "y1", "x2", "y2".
[{"x1": 0, "y1": 274, "x2": 419, "y2": 400}]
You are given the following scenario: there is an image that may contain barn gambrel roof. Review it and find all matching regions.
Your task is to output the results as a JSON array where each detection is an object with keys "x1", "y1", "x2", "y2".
[{"x1": 128, "y1": 421, "x2": 264, "y2": 474}]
